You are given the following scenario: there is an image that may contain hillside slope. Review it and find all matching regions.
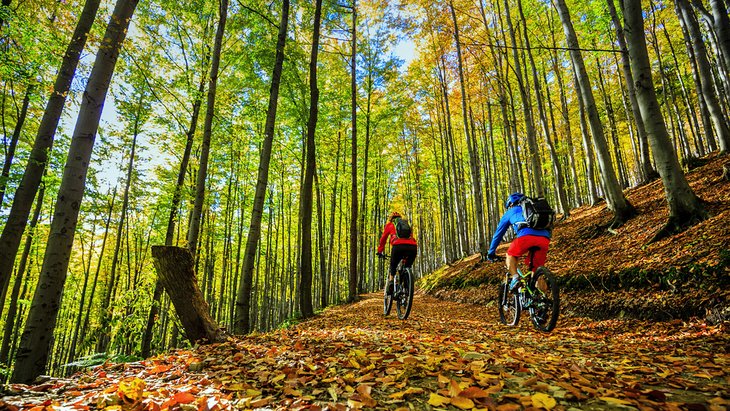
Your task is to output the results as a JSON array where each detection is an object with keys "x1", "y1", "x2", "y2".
[{"x1": 421, "y1": 154, "x2": 730, "y2": 321}]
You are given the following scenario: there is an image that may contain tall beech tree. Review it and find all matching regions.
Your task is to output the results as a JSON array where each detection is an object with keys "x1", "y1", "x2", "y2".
[
  {"x1": 11, "y1": 0, "x2": 139, "y2": 383},
  {"x1": 0, "y1": 84, "x2": 32, "y2": 210},
  {"x1": 0, "y1": 0, "x2": 102, "y2": 310},
  {"x1": 300, "y1": 0, "x2": 323, "y2": 319},
  {"x1": 622, "y1": 0, "x2": 707, "y2": 240},
  {"x1": 675, "y1": 0, "x2": 730, "y2": 153},
  {"x1": 187, "y1": 0, "x2": 228, "y2": 255},
  {"x1": 553, "y1": 0, "x2": 635, "y2": 227},
  {"x1": 606, "y1": 0, "x2": 654, "y2": 182},
  {"x1": 234, "y1": 0, "x2": 289, "y2": 334},
  {"x1": 349, "y1": 0, "x2": 359, "y2": 303},
  {"x1": 450, "y1": 0, "x2": 486, "y2": 256}
]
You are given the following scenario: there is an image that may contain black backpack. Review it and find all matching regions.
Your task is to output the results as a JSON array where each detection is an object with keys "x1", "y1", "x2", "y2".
[
  {"x1": 518, "y1": 196, "x2": 555, "y2": 230},
  {"x1": 394, "y1": 218, "x2": 412, "y2": 239}
]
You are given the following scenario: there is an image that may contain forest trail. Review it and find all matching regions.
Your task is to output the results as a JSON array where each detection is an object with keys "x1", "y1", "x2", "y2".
[{"x1": 3, "y1": 293, "x2": 728, "y2": 410}]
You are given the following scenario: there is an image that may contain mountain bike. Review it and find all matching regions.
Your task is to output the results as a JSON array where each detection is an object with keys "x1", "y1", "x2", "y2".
[
  {"x1": 378, "y1": 254, "x2": 414, "y2": 320},
  {"x1": 491, "y1": 247, "x2": 560, "y2": 332}
]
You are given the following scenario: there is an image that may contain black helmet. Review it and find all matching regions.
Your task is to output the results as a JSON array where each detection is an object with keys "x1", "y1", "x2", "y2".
[{"x1": 505, "y1": 192, "x2": 525, "y2": 209}]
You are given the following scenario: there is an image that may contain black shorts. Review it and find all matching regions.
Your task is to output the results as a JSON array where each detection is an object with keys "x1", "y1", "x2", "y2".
[{"x1": 390, "y1": 244, "x2": 418, "y2": 276}]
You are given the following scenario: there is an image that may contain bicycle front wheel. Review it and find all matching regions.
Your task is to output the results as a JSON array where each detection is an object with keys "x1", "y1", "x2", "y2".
[
  {"x1": 498, "y1": 277, "x2": 520, "y2": 326},
  {"x1": 396, "y1": 268, "x2": 414, "y2": 320},
  {"x1": 528, "y1": 267, "x2": 560, "y2": 332}
]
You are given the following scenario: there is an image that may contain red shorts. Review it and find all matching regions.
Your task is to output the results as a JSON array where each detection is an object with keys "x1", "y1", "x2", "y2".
[{"x1": 507, "y1": 235, "x2": 550, "y2": 269}]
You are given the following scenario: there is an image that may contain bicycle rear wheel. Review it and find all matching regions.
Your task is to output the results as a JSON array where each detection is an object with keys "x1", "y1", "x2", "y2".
[
  {"x1": 383, "y1": 281, "x2": 393, "y2": 316},
  {"x1": 528, "y1": 267, "x2": 560, "y2": 332},
  {"x1": 498, "y1": 276, "x2": 520, "y2": 326},
  {"x1": 396, "y1": 268, "x2": 414, "y2": 320}
]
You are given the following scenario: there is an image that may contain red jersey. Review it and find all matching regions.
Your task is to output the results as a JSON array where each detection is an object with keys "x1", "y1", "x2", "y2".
[{"x1": 377, "y1": 221, "x2": 417, "y2": 253}]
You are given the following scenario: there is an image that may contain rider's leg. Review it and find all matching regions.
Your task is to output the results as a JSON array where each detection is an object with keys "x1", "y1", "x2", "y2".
[
  {"x1": 506, "y1": 254, "x2": 519, "y2": 289},
  {"x1": 388, "y1": 246, "x2": 403, "y2": 294}
]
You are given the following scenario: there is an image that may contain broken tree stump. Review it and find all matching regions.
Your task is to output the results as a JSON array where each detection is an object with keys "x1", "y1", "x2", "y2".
[
  {"x1": 723, "y1": 163, "x2": 730, "y2": 182},
  {"x1": 151, "y1": 246, "x2": 228, "y2": 344}
]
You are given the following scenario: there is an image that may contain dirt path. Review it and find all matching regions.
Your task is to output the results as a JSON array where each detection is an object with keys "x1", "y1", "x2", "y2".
[{"x1": 2, "y1": 292, "x2": 728, "y2": 410}]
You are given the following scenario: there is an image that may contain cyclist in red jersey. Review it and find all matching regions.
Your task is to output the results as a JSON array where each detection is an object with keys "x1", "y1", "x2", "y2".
[{"x1": 376, "y1": 212, "x2": 417, "y2": 295}]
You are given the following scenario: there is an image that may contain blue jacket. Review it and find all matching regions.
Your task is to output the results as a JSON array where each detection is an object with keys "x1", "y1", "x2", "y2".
[{"x1": 487, "y1": 206, "x2": 551, "y2": 256}]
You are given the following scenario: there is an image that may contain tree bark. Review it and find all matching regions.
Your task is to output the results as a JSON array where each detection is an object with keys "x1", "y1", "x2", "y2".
[
  {"x1": 348, "y1": 0, "x2": 358, "y2": 303},
  {"x1": 504, "y1": 0, "x2": 544, "y2": 196},
  {"x1": 0, "y1": 84, "x2": 32, "y2": 209},
  {"x1": 233, "y1": 0, "x2": 289, "y2": 334},
  {"x1": 0, "y1": 0, "x2": 101, "y2": 314},
  {"x1": 187, "y1": 0, "x2": 228, "y2": 253},
  {"x1": 0, "y1": 177, "x2": 44, "y2": 366},
  {"x1": 450, "y1": 1, "x2": 487, "y2": 256},
  {"x1": 607, "y1": 0, "x2": 654, "y2": 182},
  {"x1": 11, "y1": 0, "x2": 138, "y2": 384},
  {"x1": 96, "y1": 119, "x2": 139, "y2": 353},
  {"x1": 709, "y1": 0, "x2": 730, "y2": 78},
  {"x1": 300, "y1": 0, "x2": 322, "y2": 318},
  {"x1": 623, "y1": 0, "x2": 707, "y2": 240},
  {"x1": 554, "y1": 0, "x2": 635, "y2": 226},
  {"x1": 676, "y1": 0, "x2": 730, "y2": 152},
  {"x1": 150, "y1": 246, "x2": 228, "y2": 344}
]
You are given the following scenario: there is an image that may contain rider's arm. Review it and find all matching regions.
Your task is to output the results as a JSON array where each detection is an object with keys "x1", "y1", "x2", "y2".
[
  {"x1": 487, "y1": 211, "x2": 512, "y2": 256},
  {"x1": 377, "y1": 223, "x2": 392, "y2": 253}
]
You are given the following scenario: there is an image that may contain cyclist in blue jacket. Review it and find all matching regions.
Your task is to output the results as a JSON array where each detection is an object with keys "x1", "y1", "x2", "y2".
[{"x1": 487, "y1": 193, "x2": 551, "y2": 291}]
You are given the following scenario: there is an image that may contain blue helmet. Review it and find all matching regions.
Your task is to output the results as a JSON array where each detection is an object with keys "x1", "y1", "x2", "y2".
[{"x1": 505, "y1": 192, "x2": 525, "y2": 209}]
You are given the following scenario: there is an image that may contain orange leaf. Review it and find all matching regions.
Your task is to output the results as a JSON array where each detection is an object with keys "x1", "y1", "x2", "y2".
[
  {"x1": 459, "y1": 386, "x2": 490, "y2": 399},
  {"x1": 151, "y1": 364, "x2": 172, "y2": 374},
  {"x1": 173, "y1": 391, "x2": 196, "y2": 404}
]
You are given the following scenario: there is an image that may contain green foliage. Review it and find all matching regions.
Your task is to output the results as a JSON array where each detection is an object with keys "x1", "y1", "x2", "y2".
[
  {"x1": 277, "y1": 312, "x2": 304, "y2": 330},
  {"x1": 64, "y1": 352, "x2": 142, "y2": 369}
]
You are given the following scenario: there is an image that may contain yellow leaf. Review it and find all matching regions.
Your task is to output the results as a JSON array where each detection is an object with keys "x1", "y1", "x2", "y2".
[
  {"x1": 271, "y1": 373, "x2": 286, "y2": 383},
  {"x1": 531, "y1": 392, "x2": 556, "y2": 410},
  {"x1": 245, "y1": 389, "x2": 262, "y2": 397},
  {"x1": 428, "y1": 393, "x2": 451, "y2": 406},
  {"x1": 328, "y1": 386, "x2": 338, "y2": 402},
  {"x1": 451, "y1": 396, "x2": 475, "y2": 409},
  {"x1": 389, "y1": 387, "x2": 424, "y2": 399},
  {"x1": 350, "y1": 358, "x2": 361, "y2": 369},
  {"x1": 118, "y1": 378, "x2": 145, "y2": 401}
]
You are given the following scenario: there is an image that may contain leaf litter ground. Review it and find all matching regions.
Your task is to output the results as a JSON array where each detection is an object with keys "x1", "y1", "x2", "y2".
[{"x1": 2, "y1": 293, "x2": 727, "y2": 411}]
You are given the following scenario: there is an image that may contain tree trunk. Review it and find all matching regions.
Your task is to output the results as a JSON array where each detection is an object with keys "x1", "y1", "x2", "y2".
[
  {"x1": 504, "y1": 0, "x2": 543, "y2": 196},
  {"x1": 96, "y1": 123, "x2": 139, "y2": 353},
  {"x1": 554, "y1": 0, "x2": 635, "y2": 227},
  {"x1": 300, "y1": 0, "x2": 322, "y2": 318},
  {"x1": 0, "y1": 84, "x2": 32, "y2": 209},
  {"x1": 11, "y1": 0, "x2": 138, "y2": 384},
  {"x1": 709, "y1": 0, "x2": 730, "y2": 78},
  {"x1": 0, "y1": 0, "x2": 101, "y2": 314},
  {"x1": 607, "y1": 0, "x2": 654, "y2": 182},
  {"x1": 450, "y1": 1, "x2": 487, "y2": 256},
  {"x1": 623, "y1": 0, "x2": 707, "y2": 240},
  {"x1": 518, "y1": 0, "x2": 569, "y2": 215},
  {"x1": 676, "y1": 0, "x2": 730, "y2": 152},
  {"x1": 233, "y1": 0, "x2": 289, "y2": 334},
  {"x1": 187, "y1": 0, "x2": 228, "y2": 253},
  {"x1": 0, "y1": 177, "x2": 44, "y2": 366},
  {"x1": 150, "y1": 246, "x2": 228, "y2": 344},
  {"x1": 141, "y1": 43, "x2": 209, "y2": 359},
  {"x1": 348, "y1": 0, "x2": 359, "y2": 303}
]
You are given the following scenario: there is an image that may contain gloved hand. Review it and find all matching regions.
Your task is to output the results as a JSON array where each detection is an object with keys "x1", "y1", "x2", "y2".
[
  {"x1": 487, "y1": 253, "x2": 497, "y2": 262},
  {"x1": 376, "y1": 252, "x2": 384, "y2": 258}
]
